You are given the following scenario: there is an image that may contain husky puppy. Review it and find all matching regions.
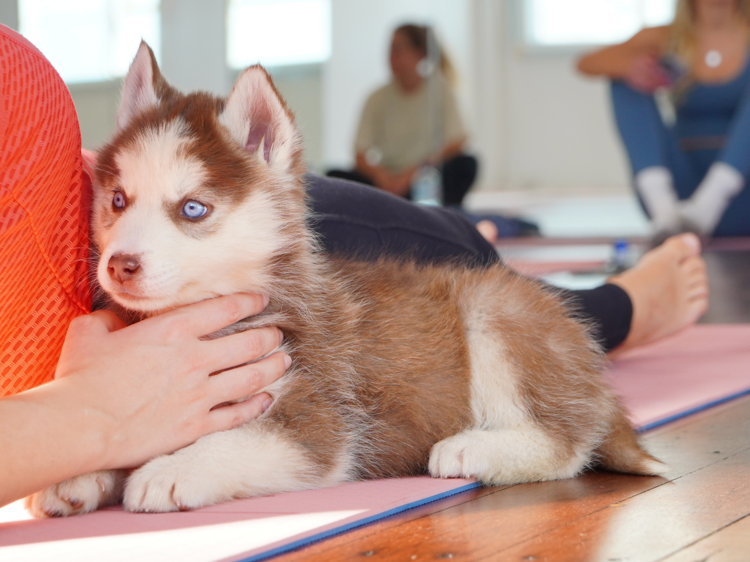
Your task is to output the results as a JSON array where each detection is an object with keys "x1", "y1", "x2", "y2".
[{"x1": 27, "y1": 43, "x2": 662, "y2": 517}]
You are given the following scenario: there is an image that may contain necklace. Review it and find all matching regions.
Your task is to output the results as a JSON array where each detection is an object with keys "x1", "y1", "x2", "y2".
[{"x1": 705, "y1": 49, "x2": 723, "y2": 68}]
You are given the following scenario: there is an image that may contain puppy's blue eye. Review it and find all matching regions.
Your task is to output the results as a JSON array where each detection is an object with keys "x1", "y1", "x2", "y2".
[
  {"x1": 113, "y1": 192, "x2": 126, "y2": 209},
  {"x1": 183, "y1": 200, "x2": 208, "y2": 219}
]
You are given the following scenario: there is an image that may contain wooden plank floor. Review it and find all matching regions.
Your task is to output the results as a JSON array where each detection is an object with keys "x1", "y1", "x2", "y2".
[{"x1": 276, "y1": 249, "x2": 750, "y2": 562}]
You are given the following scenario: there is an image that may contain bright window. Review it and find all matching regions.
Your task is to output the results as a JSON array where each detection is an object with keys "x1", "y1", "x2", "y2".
[
  {"x1": 227, "y1": 0, "x2": 331, "y2": 69},
  {"x1": 19, "y1": 0, "x2": 160, "y2": 84},
  {"x1": 525, "y1": 0, "x2": 676, "y2": 46}
]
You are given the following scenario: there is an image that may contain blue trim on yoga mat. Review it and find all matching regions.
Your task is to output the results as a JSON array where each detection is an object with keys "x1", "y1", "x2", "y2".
[
  {"x1": 637, "y1": 386, "x2": 750, "y2": 433},
  {"x1": 235, "y1": 481, "x2": 483, "y2": 562}
]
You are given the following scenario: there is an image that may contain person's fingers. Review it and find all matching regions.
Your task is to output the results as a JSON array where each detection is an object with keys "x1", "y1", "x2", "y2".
[
  {"x1": 629, "y1": 60, "x2": 669, "y2": 93},
  {"x1": 206, "y1": 392, "x2": 274, "y2": 433},
  {"x1": 153, "y1": 293, "x2": 269, "y2": 338},
  {"x1": 643, "y1": 73, "x2": 667, "y2": 90},
  {"x1": 208, "y1": 351, "x2": 290, "y2": 405},
  {"x1": 68, "y1": 309, "x2": 128, "y2": 337},
  {"x1": 630, "y1": 77, "x2": 658, "y2": 94},
  {"x1": 642, "y1": 57, "x2": 666, "y2": 76},
  {"x1": 202, "y1": 327, "x2": 284, "y2": 372}
]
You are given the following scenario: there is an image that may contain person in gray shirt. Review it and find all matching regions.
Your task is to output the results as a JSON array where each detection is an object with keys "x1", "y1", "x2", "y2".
[{"x1": 328, "y1": 24, "x2": 478, "y2": 207}]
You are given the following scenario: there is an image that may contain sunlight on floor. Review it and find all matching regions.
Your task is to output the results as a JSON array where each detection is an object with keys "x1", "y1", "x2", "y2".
[
  {"x1": 0, "y1": 500, "x2": 33, "y2": 524},
  {"x1": 0, "y1": 508, "x2": 365, "y2": 562}
]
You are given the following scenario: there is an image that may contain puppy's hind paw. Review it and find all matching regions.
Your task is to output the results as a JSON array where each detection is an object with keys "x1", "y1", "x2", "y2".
[{"x1": 25, "y1": 470, "x2": 124, "y2": 518}]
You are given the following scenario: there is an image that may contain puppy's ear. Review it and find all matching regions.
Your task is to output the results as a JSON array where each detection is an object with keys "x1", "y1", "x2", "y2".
[
  {"x1": 117, "y1": 41, "x2": 162, "y2": 131},
  {"x1": 220, "y1": 65, "x2": 301, "y2": 172}
]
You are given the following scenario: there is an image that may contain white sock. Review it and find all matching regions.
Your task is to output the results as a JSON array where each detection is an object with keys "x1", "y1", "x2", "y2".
[
  {"x1": 681, "y1": 162, "x2": 744, "y2": 235},
  {"x1": 635, "y1": 166, "x2": 680, "y2": 233}
]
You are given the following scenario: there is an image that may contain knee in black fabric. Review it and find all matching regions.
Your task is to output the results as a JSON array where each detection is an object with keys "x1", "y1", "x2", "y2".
[
  {"x1": 305, "y1": 173, "x2": 499, "y2": 268},
  {"x1": 325, "y1": 169, "x2": 375, "y2": 186}
]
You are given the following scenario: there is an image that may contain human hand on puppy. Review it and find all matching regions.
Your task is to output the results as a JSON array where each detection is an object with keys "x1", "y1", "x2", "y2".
[
  {"x1": 57, "y1": 293, "x2": 288, "y2": 468},
  {"x1": 0, "y1": 293, "x2": 289, "y2": 507}
]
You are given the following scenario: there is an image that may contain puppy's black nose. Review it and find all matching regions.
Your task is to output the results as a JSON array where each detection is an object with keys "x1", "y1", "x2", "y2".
[{"x1": 108, "y1": 253, "x2": 141, "y2": 283}]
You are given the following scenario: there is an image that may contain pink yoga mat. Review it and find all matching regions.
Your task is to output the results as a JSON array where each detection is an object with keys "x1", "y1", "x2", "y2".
[
  {"x1": 608, "y1": 324, "x2": 750, "y2": 430},
  {"x1": 0, "y1": 477, "x2": 478, "y2": 562},
  {"x1": 2, "y1": 324, "x2": 749, "y2": 561}
]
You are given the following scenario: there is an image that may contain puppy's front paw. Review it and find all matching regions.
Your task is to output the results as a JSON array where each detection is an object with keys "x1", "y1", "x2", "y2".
[
  {"x1": 25, "y1": 470, "x2": 124, "y2": 518},
  {"x1": 124, "y1": 454, "x2": 227, "y2": 513},
  {"x1": 428, "y1": 432, "x2": 489, "y2": 481}
]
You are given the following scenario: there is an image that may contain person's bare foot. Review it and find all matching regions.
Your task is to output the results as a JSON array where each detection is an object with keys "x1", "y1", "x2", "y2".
[
  {"x1": 608, "y1": 233, "x2": 708, "y2": 356},
  {"x1": 476, "y1": 220, "x2": 498, "y2": 244}
]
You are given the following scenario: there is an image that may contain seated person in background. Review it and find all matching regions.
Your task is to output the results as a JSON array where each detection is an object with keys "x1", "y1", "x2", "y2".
[
  {"x1": 577, "y1": 0, "x2": 750, "y2": 240},
  {"x1": 328, "y1": 23, "x2": 478, "y2": 207}
]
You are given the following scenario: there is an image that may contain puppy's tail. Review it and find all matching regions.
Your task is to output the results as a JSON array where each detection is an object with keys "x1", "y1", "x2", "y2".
[{"x1": 594, "y1": 409, "x2": 667, "y2": 476}]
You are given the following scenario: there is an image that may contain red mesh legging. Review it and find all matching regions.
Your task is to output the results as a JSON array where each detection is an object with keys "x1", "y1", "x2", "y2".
[{"x1": 0, "y1": 25, "x2": 92, "y2": 397}]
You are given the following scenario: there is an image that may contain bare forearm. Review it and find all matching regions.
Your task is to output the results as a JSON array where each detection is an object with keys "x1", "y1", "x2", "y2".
[
  {"x1": 577, "y1": 27, "x2": 668, "y2": 79},
  {"x1": 0, "y1": 382, "x2": 108, "y2": 507},
  {"x1": 577, "y1": 46, "x2": 634, "y2": 78}
]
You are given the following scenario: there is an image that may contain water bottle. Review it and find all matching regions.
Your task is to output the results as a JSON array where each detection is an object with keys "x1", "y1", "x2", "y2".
[
  {"x1": 412, "y1": 165, "x2": 442, "y2": 206},
  {"x1": 608, "y1": 238, "x2": 630, "y2": 273}
]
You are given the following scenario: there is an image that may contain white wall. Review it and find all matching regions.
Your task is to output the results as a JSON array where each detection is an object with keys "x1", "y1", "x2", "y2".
[
  {"x1": 499, "y1": 1, "x2": 631, "y2": 191},
  {"x1": 68, "y1": 81, "x2": 120, "y2": 150},
  {"x1": 465, "y1": 0, "x2": 507, "y2": 193},
  {"x1": 161, "y1": 0, "x2": 231, "y2": 94},
  {"x1": 0, "y1": 0, "x2": 17, "y2": 29}
]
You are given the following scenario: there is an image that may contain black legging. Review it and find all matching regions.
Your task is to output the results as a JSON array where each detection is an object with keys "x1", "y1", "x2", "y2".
[
  {"x1": 326, "y1": 154, "x2": 478, "y2": 207},
  {"x1": 306, "y1": 174, "x2": 632, "y2": 352}
]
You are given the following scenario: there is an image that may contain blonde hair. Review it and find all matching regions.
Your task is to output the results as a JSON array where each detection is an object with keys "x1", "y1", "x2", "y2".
[{"x1": 669, "y1": 0, "x2": 750, "y2": 61}]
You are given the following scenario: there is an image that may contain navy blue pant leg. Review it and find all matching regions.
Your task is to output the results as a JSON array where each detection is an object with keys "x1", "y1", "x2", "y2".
[
  {"x1": 611, "y1": 81, "x2": 750, "y2": 235},
  {"x1": 610, "y1": 81, "x2": 702, "y2": 197}
]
